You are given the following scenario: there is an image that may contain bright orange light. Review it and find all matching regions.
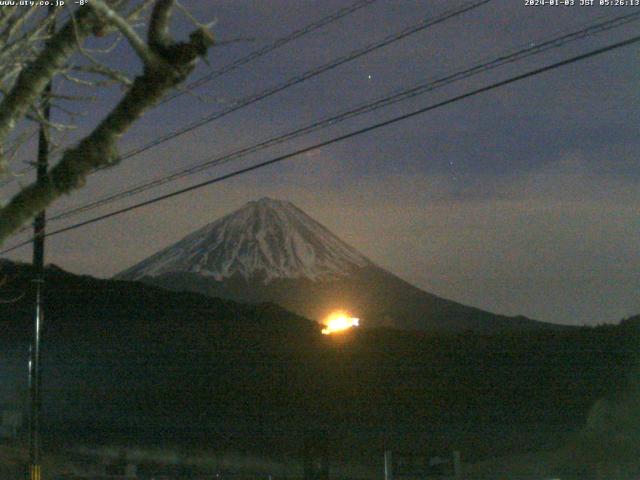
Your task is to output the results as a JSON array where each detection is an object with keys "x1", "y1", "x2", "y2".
[{"x1": 321, "y1": 311, "x2": 359, "y2": 335}]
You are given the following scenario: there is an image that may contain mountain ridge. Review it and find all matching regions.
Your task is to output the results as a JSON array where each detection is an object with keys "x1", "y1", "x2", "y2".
[
  {"x1": 117, "y1": 197, "x2": 371, "y2": 283},
  {"x1": 117, "y1": 198, "x2": 561, "y2": 332},
  {"x1": 1, "y1": 258, "x2": 633, "y2": 463}
]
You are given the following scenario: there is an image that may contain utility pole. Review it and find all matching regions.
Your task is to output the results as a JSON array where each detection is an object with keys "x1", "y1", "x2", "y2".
[{"x1": 29, "y1": 7, "x2": 55, "y2": 480}]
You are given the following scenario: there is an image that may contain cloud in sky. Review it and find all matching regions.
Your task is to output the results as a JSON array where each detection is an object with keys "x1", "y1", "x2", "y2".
[
  {"x1": 29, "y1": 145, "x2": 637, "y2": 326},
  {"x1": 2, "y1": 0, "x2": 639, "y2": 326}
]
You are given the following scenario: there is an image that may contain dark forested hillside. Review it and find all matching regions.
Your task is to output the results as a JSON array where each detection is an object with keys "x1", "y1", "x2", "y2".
[
  {"x1": 1, "y1": 260, "x2": 637, "y2": 462},
  {"x1": 116, "y1": 198, "x2": 558, "y2": 334}
]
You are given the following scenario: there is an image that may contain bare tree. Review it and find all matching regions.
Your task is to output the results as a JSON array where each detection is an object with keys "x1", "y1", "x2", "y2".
[{"x1": 0, "y1": 0, "x2": 214, "y2": 244}]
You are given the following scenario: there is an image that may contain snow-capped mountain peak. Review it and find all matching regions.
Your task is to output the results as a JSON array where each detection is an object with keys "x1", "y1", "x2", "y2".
[{"x1": 117, "y1": 198, "x2": 372, "y2": 283}]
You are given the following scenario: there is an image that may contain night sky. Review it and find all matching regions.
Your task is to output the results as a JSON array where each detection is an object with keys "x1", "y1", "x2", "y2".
[{"x1": 2, "y1": 0, "x2": 639, "y2": 325}]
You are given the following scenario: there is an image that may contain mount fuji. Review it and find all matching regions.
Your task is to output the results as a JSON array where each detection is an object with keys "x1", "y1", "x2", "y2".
[
  {"x1": 118, "y1": 198, "x2": 372, "y2": 283},
  {"x1": 116, "y1": 198, "x2": 558, "y2": 332}
]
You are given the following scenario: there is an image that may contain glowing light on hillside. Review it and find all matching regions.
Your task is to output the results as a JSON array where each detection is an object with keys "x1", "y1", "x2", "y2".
[{"x1": 321, "y1": 311, "x2": 359, "y2": 335}]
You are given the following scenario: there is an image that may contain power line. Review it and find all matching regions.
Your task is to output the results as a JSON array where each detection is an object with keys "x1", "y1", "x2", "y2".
[
  {"x1": 2, "y1": 32, "x2": 639, "y2": 256},
  {"x1": 0, "y1": 0, "x2": 378, "y2": 189},
  {"x1": 45, "y1": 10, "x2": 640, "y2": 224},
  {"x1": 3, "y1": 0, "x2": 490, "y2": 189},
  {"x1": 108, "y1": 0, "x2": 493, "y2": 164},
  {"x1": 159, "y1": 0, "x2": 379, "y2": 105}
]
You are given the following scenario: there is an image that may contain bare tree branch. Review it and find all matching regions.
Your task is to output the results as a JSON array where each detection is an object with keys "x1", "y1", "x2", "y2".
[
  {"x1": 91, "y1": 0, "x2": 160, "y2": 67},
  {"x1": 148, "y1": 0, "x2": 175, "y2": 53},
  {"x1": 73, "y1": 64, "x2": 133, "y2": 86},
  {"x1": 0, "y1": 0, "x2": 214, "y2": 244},
  {"x1": 0, "y1": 6, "x2": 101, "y2": 169},
  {"x1": 125, "y1": 0, "x2": 157, "y2": 22}
]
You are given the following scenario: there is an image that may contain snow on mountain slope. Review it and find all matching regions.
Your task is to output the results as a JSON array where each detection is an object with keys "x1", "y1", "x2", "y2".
[{"x1": 117, "y1": 198, "x2": 372, "y2": 283}]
